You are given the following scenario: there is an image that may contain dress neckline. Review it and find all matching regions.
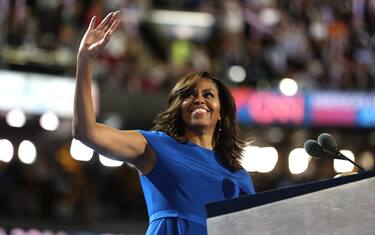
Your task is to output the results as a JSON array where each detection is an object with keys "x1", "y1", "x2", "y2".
[{"x1": 185, "y1": 141, "x2": 215, "y2": 152}]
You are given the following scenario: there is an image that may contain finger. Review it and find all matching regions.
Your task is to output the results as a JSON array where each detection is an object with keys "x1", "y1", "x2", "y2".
[
  {"x1": 97, "y1": 31, "x2": 111, "y2": 49},
  {"x1": 81, "y1": 16, "x2": 96, "y2": 45},
  {"x1": 102, "y1": 11, "x2": 121, "y2": 32},
  {"x1": 107, "y1": 17, "x2": 121, "y2": 35},
  {"x1": 97, "y1": 12, "x2": 114, "y2": 30},
  {"x1": 88, "y1": 16, "x2": 96, "y2": 30},
  {"x1": 112, "y1": 10, "x2": 121, "y2": 20}
]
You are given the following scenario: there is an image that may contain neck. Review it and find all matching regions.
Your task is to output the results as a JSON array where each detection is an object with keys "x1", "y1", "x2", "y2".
[{"x1": 184, "y1": 127, "x2": 215, "y2": 150}]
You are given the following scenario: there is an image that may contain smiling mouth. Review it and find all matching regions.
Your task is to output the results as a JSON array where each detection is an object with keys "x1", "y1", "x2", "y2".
[{"x1": 191, "y1": 108, "x2": 209, "y2": 116}]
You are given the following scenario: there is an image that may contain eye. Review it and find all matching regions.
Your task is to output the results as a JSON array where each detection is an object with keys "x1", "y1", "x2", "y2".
[
  {"x1": 183, "y1": 89, "x2": 196, "y2": 99},
  {"x1": 204, "y1": 92, "x2": 215, "y2": 98}
]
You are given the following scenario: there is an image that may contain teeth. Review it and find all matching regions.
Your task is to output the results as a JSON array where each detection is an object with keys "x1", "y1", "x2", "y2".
[{"x1": 192, "y1": 108, "x2": 208, "y2": 115}]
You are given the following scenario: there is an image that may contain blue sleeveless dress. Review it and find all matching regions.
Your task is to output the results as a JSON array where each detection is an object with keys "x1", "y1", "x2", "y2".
[{"x1": 138, "y1": 130, "x2": 255, "y2": 235}]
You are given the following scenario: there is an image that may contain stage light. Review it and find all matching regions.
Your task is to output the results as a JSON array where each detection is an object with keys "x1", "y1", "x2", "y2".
[
  {"x1": 242, "y1": 146, "x2": 278, "y2": 173},
  {"x1": 242, "y1": 146, "x2": 260, "y2": 172},
  {"x1": 70, "y1": 138, "x2": 93, "y2": 161},
  {"x1": 0, "y1": 139, "x2": 13, "y2": 163},
  {"x1": 40, "y1": 112, "x2": 60, "y2": 131},
  {"x1": 334, "y1": 150, "x2": 355, "y2": 173},
  {"x1": 18, "y1": 140, "x2": 37, "y2": 164},
  {"x1": 289, "y1": 148, "x2": 311, "y2": 175},
  {"x1": 228, "y1": 65, "x2": 246, "y2": 83},
  {"x1": 257, "y1": 147, "x2": 278, "y2": 173},
  {"x1": 99, "y1": 155, "x2": 123, "y2": 167},
  {"x1": 279, "y1": 78, "x2": 298, "y2": 96},
  {"x1": 6, "y1": 108, "x2": 26, "y2": 127}
]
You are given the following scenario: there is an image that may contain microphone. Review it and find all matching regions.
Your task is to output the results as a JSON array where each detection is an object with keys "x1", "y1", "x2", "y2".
[
  {"x1": 303, "y1": 139, "x2": 323, "y2": 158},
  {"x1": 303, "y1": 139, "x2": 343, "y2": 159},
  {"x1": 317, "y1": 133, "x2": 346, "y2": 160},
  {"x1": 304, "y1": 133, "x2": 365, "y2": 172},
  {"x1": 317, "y1": 133, "x2": 338, "y2": 152}
]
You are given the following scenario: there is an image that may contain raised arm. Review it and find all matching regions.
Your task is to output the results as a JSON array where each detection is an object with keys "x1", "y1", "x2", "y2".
[{"x1": 72, "y1": 11, "x2": 155, "y2": 174}]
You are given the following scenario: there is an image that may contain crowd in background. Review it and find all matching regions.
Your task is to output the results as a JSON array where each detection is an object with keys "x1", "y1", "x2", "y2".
[
  {"x1": 1, "y1": 0, "x2": 375, "y2": 228},
  {"x1": 1, "y1": 0, "x2": 375, "y2": 92}
]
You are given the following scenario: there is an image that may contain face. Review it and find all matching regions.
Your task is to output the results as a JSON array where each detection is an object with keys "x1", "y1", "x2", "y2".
[{"x1": 181, "y1": 78, "x2": 221, "y2": 132}]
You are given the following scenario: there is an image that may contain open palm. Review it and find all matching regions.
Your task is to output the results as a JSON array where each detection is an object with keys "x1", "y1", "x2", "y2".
[{"x1": 79, "y1": 11, "x2": 122, "y2": 59}]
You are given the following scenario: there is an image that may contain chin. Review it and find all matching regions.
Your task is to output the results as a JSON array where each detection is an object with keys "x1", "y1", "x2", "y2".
[
  {"x1": 188, "y1": 122, "x2": 213, "y2": 130},
  {"x1": 190, "y1": 120, "x2": 209, "y2": 126}
]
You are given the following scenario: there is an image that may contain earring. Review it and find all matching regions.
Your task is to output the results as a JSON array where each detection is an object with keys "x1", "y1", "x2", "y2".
[{"x1": 218, "y1": 120, "x2": 222, "y2": 132}]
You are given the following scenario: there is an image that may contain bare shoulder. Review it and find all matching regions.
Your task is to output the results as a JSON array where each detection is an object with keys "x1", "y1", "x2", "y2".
[{"x1": 119, "y1": 129, "x2": 147, "y2": 143}]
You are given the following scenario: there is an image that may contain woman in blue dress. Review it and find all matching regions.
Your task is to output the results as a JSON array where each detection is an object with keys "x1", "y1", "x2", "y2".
[{"x1": 73, "y1": 11, "x2": 255, "y2": 235}]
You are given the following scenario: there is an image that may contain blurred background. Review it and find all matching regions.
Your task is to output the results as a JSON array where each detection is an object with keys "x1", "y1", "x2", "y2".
[{"x1": 1, "y1": 0, "x2": 375, "y2": 234}]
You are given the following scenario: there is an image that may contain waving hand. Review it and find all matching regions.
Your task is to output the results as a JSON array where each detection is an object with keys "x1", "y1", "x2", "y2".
[{"x1": 78, "y1": 11, "x2": 122, "y2": 60}]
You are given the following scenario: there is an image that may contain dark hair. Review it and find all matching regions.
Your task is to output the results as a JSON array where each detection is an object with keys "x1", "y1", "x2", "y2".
[{"x1": 152, "y1": 72, "x2": 245, "y2": 171}]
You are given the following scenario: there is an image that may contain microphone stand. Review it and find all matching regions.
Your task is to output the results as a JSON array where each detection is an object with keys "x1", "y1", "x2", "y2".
[{"x1": 337, "y1": 152, "x2": 366, "y2": 172}]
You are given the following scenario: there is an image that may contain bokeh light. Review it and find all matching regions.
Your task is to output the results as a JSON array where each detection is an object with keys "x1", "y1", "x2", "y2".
[
  {"x1": 289, "y1": 148, "x2": 311, "y2": 175},
  {"x1": 6, "y1": 109, "x2": 26, "y2": 128},
  {"x1": 279, "y1": 78, "x2": 298, "y2": 96},
  {"x1": 99, "y1": 154, "x2": 124, "y2": 167},
  {"x1": 70, "y1": 139, "x2": 93, "y2": 161},
  {"x1": 39, "y1": 112, "x2": 60, "y2": 131},
  {"x1": 334, "y1": 150, "x2": 355, "y2": 173},
  {"x1": 18, "y1": 140, "x2": 37, "y2": 164},
  {"x1": 0, "y1": 139, "x2": 14, "y2": 163}
]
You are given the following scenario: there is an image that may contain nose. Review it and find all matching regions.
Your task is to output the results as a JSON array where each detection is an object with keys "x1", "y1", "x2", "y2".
[{"x1": 193, "y1": 94, "x2": 205, "y2": 104}]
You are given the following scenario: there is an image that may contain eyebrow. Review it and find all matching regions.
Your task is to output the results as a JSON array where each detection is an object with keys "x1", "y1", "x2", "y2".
[
  {"x1": 187, "y1": 87, "x2": 218, "y2": 94},
  {"x1": 201, "y1": 88, "x2": 217, "y2": 92}
]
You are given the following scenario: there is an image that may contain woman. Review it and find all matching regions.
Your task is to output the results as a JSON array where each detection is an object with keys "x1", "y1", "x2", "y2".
[{"x1": 73, "y1": 11, "x2": 255, "y2": 235}]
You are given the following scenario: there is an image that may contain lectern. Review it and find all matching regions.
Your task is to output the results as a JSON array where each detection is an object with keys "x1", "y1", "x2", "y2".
[{"x1": 206, "y1": 170, "x2": 375, "y2": 235}]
